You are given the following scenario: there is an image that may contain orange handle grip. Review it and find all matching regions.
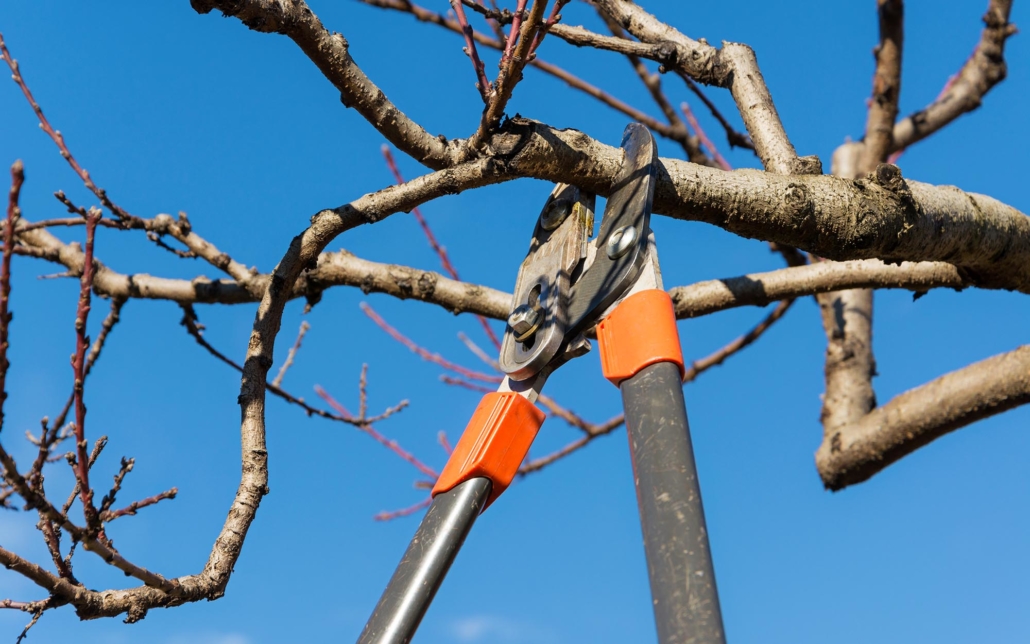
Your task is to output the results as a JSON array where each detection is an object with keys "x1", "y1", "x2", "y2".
[
  {"x1": 597, "y1": 289, "x2": 684, "y2": 386},
  {"x1": 432, "y1": 392, "x2": 545, "y2": 508}
]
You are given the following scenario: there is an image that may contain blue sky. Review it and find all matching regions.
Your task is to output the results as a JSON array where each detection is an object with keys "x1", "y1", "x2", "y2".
[{"x1": 1, "y1": 1, "x2": 1028, "y2": 643}]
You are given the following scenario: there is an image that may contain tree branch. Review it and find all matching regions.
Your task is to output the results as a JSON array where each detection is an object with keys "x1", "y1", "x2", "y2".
[
  {"x1": 891, "y1": 0, "x2": 1015, "y2": 154},
  {"x1": 816, "y1": 345, "x2": 1030, "y2": 490}
]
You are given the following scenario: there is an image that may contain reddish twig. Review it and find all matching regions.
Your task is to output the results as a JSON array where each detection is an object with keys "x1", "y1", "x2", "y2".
[
  {"x1": 681, "y1": 102, "x2": 732, "y2": 171},
  {"x1": 100, "y1": 488, "x2": 178, "y2": 522},
  {"x1": 679, "y1": 74, "x2": 756, "y2": 151},
  {"x1": 374, "y1": 496, "x2": 432, "y2": 521},
  {"x1": 501, "y1": 0, "x2": 530, "y2": 66},
  {"x1": 440, "y1": 374, "x2": 495, "y2": 393},
  {"x1": 360, "y1": 302, "x2": 502, "y2": 383},
  {"x1": 1, "y1": 161, "x2": 23, "y2": 435},
  {"x1": 437, "y1": 430, "x2": 453, "y2": 455},
  {"x1": 381, "y1": 146, "x2": 502, "y2": 349},
  {"x1": 314, "y1": 385, "x2": 439, "y2": 479},
  {"x1": 449, "y1": 0, "x2": 493, "y2": 100},
  {"x1": 71, "y1": 207, "x2": 103, "y2": 529},
  {"x1": 0, "y1": 34, "x2": 138, "y2": 225},
  {"x1": 29, "y1": 297, "x2": 125, "y2": 488},
  {"x1": 363, "y1": 0, "x2": 685, "y2": 150},
  {"x1": 519, "y1": 414, "x2": 626, "y2": 474}
]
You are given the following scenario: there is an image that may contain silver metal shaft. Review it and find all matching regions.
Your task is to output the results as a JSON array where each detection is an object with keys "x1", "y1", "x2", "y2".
[{"x1": 357, "y1": 477, "x2": 491, "y2": 644}]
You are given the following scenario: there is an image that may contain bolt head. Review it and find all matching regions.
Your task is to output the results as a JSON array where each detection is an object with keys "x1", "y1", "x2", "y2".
[
  {"x1": 508, "y1": 304, "x2": 541, "y2": 337},
  {"x1": 606, "y1": 225, "x2": 638, "y2": 259}
]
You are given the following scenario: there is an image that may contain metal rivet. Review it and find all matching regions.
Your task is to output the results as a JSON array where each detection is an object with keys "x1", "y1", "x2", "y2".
[
  {"x1": 606, "y1": 225, "x2": 637, "y2": 259},
  {"x1": 540, "y1": 198, "x2": 572, "y2": 231}
]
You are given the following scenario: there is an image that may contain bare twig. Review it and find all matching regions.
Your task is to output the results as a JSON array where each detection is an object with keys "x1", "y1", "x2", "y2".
[
  {"x1": 1, "y1": 161, "x2": 23, "y2": 434},
  {"x1": 374, "y1": 496, "x2": 432, "y2": 521},
  {"x1": 681, "y1": 102, "x2": 731, "y2": 171},
  {"x1": 0, "y1": 35, "x2": 140, "y2": 226},
  {"x1": 100, "y1": 488, "x2": 178, "y2": 522},
  {"x1": 683, "y1": 299, "x2": 794, "y2": 383},
  {"x1": 381, "y1": 146, "x2": 502, "y2": 349},
  {"x1": 314, "y1": 386, "x2": 437, "y2": 479},
  {"x1": 70, "y1": 208, "x2": 103, "y2": 530},
  {"x1": 890, "y1": 0, "x2": 1015, "y2": 154},
  {"x1": 449, "y1": 0, "x2": 493, "y2": 100},
  {"x1": 272, "y1": 320, "x2": 310, "y2": 388},
  {"x1": 180, "y1": 305, "x2": 405, "y2": 427},
  {"x1": 360, "y1": 302, "x2": 502, "y2": 383},
  {"x1": 469, "y1": 0, "x2": 548, "y2": 151}
]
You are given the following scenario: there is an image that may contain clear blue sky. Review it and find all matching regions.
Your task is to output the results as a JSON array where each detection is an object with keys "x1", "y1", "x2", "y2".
[{"x1": 1, "y1": 2, "x2": 1028, "y2": 643}]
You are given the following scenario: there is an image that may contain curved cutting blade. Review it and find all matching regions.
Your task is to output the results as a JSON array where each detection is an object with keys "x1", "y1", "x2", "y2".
[{"x1": 566, "y1": 123, "x2": 658, "y2": 336}]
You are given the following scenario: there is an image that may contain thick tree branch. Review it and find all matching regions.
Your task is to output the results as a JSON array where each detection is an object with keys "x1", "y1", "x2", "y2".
[
  {"x1": 669, "y1": 259, "x2": 969, "y2": 318},
  {"x1": 816, "y1": 345, "x2": 1030, "y2": 490},
  {"x1": 592, "y1": 0, "x2": 805, "y2": 174},
  {"x1": 14, "y1": 123, "x2": 1030, "y2": 305},
  {"x1": 817, "y1": 0, "x2": 906, "y2": 441},
  {"x1": 596, "y1": 10, "x2": 709, "y2": 164},
  {"x1": 361, "y1": 0, "x2": 696, "y2": 153},
  {"x1": 891, "y1": 0, "x2": 1015, "y2": 153}
]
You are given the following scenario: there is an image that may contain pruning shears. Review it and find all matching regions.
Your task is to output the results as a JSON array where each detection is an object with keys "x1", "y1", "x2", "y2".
[{"x1": 358, "y1": 124, "x2": 726, "y2": 644}]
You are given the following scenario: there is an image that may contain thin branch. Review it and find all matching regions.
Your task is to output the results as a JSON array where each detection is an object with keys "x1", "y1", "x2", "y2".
[
  {"x1": 0, "y1": 35, "x2": 140, "y2": 225},
  {"x1": 470, "y1": 0, "x2": 548, "y2": 151},
  {"x1": 682, "y1": 298, "x2": 795, "y2": 383},
  {"x1": 449, "y1": 0, "x2": 493, "y2": 100},
  {"x1": 70, "y1": 208, "x2": 102, "y2": 530},
  {"x1": 680, "y1": 101, "x2": 731, "y2": 170},
  {"x1": 271, "y1": 320, "x2": 309, "y2": 388},
  {"x1": 1, "y1": 161, "x2": 23, "y2": 435},
  {"x1": 179, "y1": 305, "x2": 405, "y2": 427},
  {"x1": 890, "y1": 0, "x2": 1015, "y2": 154},
  {"x1": 360, "y1": 302, "x2": 502, "y2": 383},
  {"x1": 374, "y1": 496, "x2": 432, "y2": 521},
  {"x1": 100, "y1": 488, "x2": 178, "y2": 523},
  {"x1": 381, "y1": 146, "x2": 502, "y2": 349},
  {"x1": 314, "y1": 386, "x2": 437, "y2": 479}
]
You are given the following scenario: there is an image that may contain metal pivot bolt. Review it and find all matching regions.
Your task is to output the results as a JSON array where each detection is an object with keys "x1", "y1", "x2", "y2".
[
  {"x1": 606, "y1": 225, "x2": 638, "y2": 259},
  {"x1": 508, "y1": 303, "x2": 542, "y2": 342}
]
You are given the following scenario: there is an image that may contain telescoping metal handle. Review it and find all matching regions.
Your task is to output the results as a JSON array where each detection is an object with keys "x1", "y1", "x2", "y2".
[
  {"x1": 597, "y1": 289, "x2": 726, "y2": 644},
  {"x1": 356, "y1": 477, "x2": 491, "y2": 644},
  {"x1": 358, "y1": 392, "x2": 545, "y2": 644}
]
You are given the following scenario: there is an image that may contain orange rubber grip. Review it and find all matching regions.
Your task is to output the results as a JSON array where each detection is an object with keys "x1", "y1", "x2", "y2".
[
  {"x1": 432, "y1": 392, "x2": 545, "y2": 508},
  {"x1": 597, "y1": 289, "x2": 684, "y2": 386}
]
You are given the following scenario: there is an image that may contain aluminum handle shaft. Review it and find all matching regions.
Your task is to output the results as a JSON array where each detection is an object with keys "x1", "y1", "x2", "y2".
[{"x1": 357, "y1": 477, "x2": 492, "y2": 644}]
